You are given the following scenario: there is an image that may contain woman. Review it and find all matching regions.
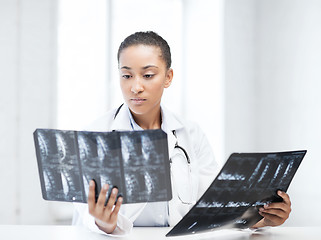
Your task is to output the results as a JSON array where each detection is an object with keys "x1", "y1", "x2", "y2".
[{"x1": 72, "y1": 31, "x2": 291, "y2": 236}]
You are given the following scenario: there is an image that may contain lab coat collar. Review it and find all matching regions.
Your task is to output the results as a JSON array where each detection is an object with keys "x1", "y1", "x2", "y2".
[
  {"x1": 110, "y1": 103, "x2": 184, "y2": 133},
  {"x1": 160, "y1": 105, "x2": 184, "y2": 133},
  {"x1": 110, "y1": 104, "x2": 133, "y2": 131},
  {"x1": 161, "y1": 105, "x2": 183, "y2": 160}
]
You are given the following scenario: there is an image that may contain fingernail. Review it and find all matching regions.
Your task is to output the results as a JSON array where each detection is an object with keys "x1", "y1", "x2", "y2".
[
  {"x1": 278, "y1": 190, "x2": 283, "y2": 195},
  {"x1": 259, "y1": 208, "x2": 264, "y2": 212},
  {"x1": 103, "y1": 184, "x2": 108, "y2": 190},
  {"x1": 112, "y1": 188, "x2": 117, "y2": 194},
  {"x1": 118, "y1": 197, "x2": 123, "y2": 203},
  {"x1": 89, "y1": 180, "x2": 94, "y2": 186},
  {"x1": 264, "y1": 204, "x2": 269, "y2": 209}
]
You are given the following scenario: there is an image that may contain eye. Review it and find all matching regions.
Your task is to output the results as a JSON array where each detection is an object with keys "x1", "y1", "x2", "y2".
[
  {"x1": 122, "y1": 74, "x2": 132, "y2": 79},
  {"x1": 144, "y1": 74, "x2": 154, "y2": 79}
]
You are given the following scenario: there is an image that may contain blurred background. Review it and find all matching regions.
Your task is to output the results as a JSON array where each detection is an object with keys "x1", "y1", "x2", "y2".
[{"x1": 0, "y1": 0, "x2": 320, "y2": 226}]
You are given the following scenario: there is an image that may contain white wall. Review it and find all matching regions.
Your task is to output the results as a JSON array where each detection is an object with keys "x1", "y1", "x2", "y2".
[
  {"x1": 224, "y1": 0, "x2": 257, "y2": 155},
  {"x1": 224, "y1": 0, "x2": 321, "y2": 226},
  {"x1": 182, "y1": 0, "x2": 225, "y2": 165},
  {"x1": 57, "y1": 0, "x2": 109, "y2": 130},
  {"x1": 0, "y1": 0, "x2": 58, "y2": 224},
  {"x1": 256, "y1": 0, "x2": 321, "y2": 226}
]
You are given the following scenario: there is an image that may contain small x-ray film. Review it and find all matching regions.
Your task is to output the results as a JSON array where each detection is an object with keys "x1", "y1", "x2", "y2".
[
  {"x1": 34, "y1": 129, "x2": 171, "y2": 204},
  {"x1": 166, "y1": 150, "x2": 306, "y2": 237}
]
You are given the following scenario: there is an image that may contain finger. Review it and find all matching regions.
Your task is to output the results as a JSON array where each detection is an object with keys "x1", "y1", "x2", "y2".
[
  {"x1": 259, "y1": 211, "x2": 285, "y2": 226},
  {"x1": 264, "y1": 202, "x2": 288, "y2": 210},
  {"x1": 264, "y1": 202, "x2": 291, "y2": 214},
  {"x1": 260, "y1": 207, "x2": 288, "y2": 219},
  {"x1": 278, "y1": 191, "x2": 291, "y2": 206},
  {"x1": 110, "y1": 197, "x2": 123, "y2": 222},
  {"x1": 105, "y1": 188, "x2": 118, "y2": 212},
  {"x1": 88, "y1": 180, "x2": 96, "y2": 214},
  {"x1": 96, "y1": 184, "x2": 109, "y2": 208}
]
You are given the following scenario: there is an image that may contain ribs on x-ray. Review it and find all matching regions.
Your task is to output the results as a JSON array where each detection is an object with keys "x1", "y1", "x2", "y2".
[{"x1": 34, "y1": 128, "x2": 172, "y2": 204}]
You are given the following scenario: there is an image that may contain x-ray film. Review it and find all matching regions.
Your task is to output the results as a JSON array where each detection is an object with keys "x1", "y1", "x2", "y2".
[
  {"x1": 34, "y1": 129, "x2": 172, "y2": 204},
  {"x1": 166, "y1": 150, "x2": 306, "y2": 237}
]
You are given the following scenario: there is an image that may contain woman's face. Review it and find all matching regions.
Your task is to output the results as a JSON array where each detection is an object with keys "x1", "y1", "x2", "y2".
[{"x1": 118, "y1": 44, "x2": 173, "y2": 116}]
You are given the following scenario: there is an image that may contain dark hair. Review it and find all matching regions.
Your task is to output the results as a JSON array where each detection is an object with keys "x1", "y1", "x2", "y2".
[{"x1": 117, "y1": 31, "x2": 172, "y2": 69}]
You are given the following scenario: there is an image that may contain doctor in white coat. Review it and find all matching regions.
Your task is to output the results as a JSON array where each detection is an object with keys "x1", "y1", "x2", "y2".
[{"x1": 72, "y1": 31, "x2": 292, "y2": 236}]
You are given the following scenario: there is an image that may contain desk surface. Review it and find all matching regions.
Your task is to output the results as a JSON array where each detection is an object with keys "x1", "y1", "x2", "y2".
[{"x1": 0, "y1": 225, "x2": 320, "y2": 240}]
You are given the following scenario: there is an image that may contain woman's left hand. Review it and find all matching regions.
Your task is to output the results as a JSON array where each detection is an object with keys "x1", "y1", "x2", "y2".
[{"x1": 252, "y1": 191, "x2": 292, "y2": 228}]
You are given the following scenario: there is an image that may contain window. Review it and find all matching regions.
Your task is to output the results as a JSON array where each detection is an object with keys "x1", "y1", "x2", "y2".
[{"x1": 57, "y1": 0, "x2": 223, "y2": 223}]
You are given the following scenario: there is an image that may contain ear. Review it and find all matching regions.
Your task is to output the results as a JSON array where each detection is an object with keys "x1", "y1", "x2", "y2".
[{"x1": 164, "y1": 68, "x2": 173, "y2": 88}]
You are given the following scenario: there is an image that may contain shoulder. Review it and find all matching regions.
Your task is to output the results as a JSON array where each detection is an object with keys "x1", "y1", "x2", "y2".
[
  {"x1": 162, "y1": 106, "x2": 207, "y2": 143},
  {"x1": 162, "y1": 106, "x2": 200, "y2": 132},
  {"x1": 83, "y1": 108, "x2": 118, "y2": 131},
  {"x1": 172, "y1": 111, "x2": 205, "y2": 137}
]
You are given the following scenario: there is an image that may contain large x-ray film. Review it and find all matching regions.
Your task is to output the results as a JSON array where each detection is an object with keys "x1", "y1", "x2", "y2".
[
  {"x1": 166, "y1": 150, "x2": 306, "y2": 237},
  {"x1": 34, "y1": 129, "x2": 172, "y2": 204}
]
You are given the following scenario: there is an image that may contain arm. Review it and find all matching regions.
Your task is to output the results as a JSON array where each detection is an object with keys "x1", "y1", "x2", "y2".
[
  {"x1": 252, "y1": 190, "x2": 292, "y2": 228},
  {"x1": 191, "y1": 124, "x2": 291, "y2": 228}
]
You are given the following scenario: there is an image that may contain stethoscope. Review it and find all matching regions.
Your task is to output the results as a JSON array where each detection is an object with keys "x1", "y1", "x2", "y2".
[
  {"x1": 170, "y1": 130, "x2": 190, "y2": 164},
  {"x1": 170, "y1": 129, "x2": 193, "y2": 205},
  {"x1": 114, "y1": 104, "x2": 193, "y2": 204}
]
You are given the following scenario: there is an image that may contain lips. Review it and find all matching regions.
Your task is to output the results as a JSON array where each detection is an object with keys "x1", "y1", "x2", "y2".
[{"x1": 130, "y1": 98, "x2": 147, "y2": 104}]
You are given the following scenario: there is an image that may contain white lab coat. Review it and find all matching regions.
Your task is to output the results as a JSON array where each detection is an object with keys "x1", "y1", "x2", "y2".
[{"x1": 72, "y1": 104, "x2": 220, "y2": 236}]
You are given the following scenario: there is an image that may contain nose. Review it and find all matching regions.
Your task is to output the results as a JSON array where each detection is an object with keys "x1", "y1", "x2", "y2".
[{"x1": 131, "y1": 77, "x2": 144, "y2": 94}]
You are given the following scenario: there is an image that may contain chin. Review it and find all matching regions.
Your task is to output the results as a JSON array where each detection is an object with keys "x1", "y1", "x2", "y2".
[{"x1": 128, "y1": 104, "x2": 147, "y2": 115}]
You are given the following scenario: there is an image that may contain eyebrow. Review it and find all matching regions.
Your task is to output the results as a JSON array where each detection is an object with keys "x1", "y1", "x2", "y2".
[
  {"x1": 142, "y1": 65, "x2": 158, "y2": 70},
  {"x1": 120, "y1": 66, "x2": 131, "y2": 70},
  {"x1": 120, "y1": 65, "x2": 159, "y2": 70}
]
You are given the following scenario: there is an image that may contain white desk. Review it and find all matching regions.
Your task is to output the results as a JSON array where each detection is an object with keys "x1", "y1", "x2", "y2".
[{"x1": 0, "y1": 225, "x2": 320, "y2": 240}]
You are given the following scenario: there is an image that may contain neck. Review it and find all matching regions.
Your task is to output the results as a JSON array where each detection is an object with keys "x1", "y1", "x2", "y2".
[{"x1": 130, "y1": 106, "x2": 162, "y2": 130}]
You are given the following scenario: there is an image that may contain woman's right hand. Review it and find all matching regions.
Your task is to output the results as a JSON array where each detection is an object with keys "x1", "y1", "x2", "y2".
[{"x1": 88, "y1": 180, "x2": 123, "y2": 234}]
